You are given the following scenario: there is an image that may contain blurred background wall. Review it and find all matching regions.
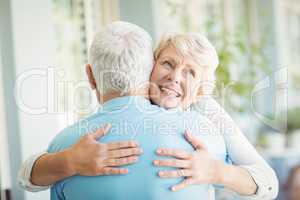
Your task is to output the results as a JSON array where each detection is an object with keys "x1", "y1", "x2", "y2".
[{"x1": 0, "y1": 0, "x2": 299, "y2": 199}]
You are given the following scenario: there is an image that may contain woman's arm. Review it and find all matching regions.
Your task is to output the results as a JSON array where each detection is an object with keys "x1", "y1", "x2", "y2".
[
  {"x1": 153, "y1": 130, "x2": 257, "y2": 195},
  {"x1": 218, "y1": 126, "x2": 278, "y2": 198},
  {"x1": 215, "y1": 160, "x2": 258, "y2": 195},
  {"x1": 193, "y1": 97, "x2": 279, "y2": 199},
  {"x1": 153, "y1": 129, "x2": 275, "y2": 197}
]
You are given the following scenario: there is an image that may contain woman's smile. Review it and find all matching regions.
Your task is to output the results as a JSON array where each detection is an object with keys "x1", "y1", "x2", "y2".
[{"x1": 150, "y1": 45, "x2": 202, "y2": 109}]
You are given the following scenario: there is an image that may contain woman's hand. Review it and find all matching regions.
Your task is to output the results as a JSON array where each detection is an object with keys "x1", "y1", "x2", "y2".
[{"x1": 153, "y1": 130, "x2": 221, "y2": 191}]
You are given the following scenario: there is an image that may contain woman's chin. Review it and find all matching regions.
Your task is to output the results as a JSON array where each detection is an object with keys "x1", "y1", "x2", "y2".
[{"x1": 159, "y1": 97, "x2": 181, "y2": 109}]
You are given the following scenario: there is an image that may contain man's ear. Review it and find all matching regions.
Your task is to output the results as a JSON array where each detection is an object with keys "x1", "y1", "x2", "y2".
[{"x1": 85, "y1": 64, "x2": 97, "y2": 90}]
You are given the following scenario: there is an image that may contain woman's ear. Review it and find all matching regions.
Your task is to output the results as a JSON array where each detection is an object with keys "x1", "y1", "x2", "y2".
[
  {"x1": 195, "y1": 87, "x2": 203, "y2": 101},
  {"x1": 85, "y1": 64, "x2": 97, "y2": 90}
]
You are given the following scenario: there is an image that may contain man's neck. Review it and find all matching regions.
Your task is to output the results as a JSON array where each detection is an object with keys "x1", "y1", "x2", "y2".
[{"x1": 100, "y1": 88, "x2": 149, "y2": 104}]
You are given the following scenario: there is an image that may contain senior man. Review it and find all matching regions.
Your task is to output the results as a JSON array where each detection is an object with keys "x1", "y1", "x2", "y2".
[{"x1": 19, "y1": 21, "x2": 227, "y2": 200}]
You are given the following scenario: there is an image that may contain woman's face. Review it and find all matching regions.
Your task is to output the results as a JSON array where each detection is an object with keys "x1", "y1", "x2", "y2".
[{"x1": 149, "y1": 45, "x2": 203, "y2": 109}]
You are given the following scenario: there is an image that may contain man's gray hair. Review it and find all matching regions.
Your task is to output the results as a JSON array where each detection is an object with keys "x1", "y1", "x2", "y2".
[{"x1": 89, "y1": 21, "x2": 153, "y2": 94}]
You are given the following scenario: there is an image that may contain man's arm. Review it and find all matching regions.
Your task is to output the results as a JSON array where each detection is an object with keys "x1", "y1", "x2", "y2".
[
  {"x1": 18, "y1": 151, "x2": 74, "y2": 192},
  {"x1": 19, "y1": 124, "x2": 143, "y2": 190},
  {"x1": 18, "y1": 152, "x2": 51, "y2": 192},
  {"x1": 30, "y1": 149, "x2": 76, "y2": 187}
]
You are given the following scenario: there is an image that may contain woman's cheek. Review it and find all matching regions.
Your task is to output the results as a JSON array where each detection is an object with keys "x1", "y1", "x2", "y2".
[{"x1": 157, "y1": 67, "x2": 170, "y2": 80}]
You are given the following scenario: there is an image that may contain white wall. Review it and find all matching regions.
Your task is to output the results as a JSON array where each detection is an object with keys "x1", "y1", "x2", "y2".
[
  {"x1": 9, "y1": 0, "x2": 64, "y2": 199},
  {"x1": 0, "y1": 38, "x2": 11, "y2": 192}
]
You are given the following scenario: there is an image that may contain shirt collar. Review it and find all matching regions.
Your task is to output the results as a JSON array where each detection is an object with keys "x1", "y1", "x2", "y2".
[
  {"x1": 96, "y1": 95, "x2": 186, "y2": 115},
  {"x1": 98, "y1": 96, "x2": 151, "y2": 113}
]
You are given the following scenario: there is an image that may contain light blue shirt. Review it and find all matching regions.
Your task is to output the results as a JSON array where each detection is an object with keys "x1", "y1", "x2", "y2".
[{"x1": 48, "y1": 96, "x2": 227, "y2": 200}]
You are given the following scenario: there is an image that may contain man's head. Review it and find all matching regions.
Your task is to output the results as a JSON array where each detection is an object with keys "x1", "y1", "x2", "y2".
[
  {"x1": 87, "y1": 21, "x2": 153, "y2": 103},
  {"x1": 150, "y1": 33, "x2": 219, "y2": 109}
]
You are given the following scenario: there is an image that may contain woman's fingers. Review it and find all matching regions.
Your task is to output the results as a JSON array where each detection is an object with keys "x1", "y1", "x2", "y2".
[
  {"x1": 105, "y1": 156, "x2": 139, "y2": 166},
  {"x1": 157, "y1": 169, "x2": 192, "y2": 178},
  {"x1": 153, "y1": 159, "x2": 190, "y2": 168},
  {"x1": 171, "y1": 178, "x2": 194, "y2": 191},
  {"x1": 156, "y1": 148, "x2": 192, "y2": 159},
  {"x1": 107, "y1": 147, "x2": 143, "y2": 158},
  {"x1": 101, "y1": 167, "x2": 129, "y2": 175},
  {"x1": 106, "y1": 140, "x2": 139, "y2": 150},
  {"x1": 184, "y1": 130, "x2": 206, "y2": 150}
]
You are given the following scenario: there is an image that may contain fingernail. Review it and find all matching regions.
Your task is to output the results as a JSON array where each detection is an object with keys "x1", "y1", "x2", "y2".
[
  {"x1": 171, "y1": 187, "x2": 176, "y2": 191},
  {"x1": 153, "y1": 160, "x2": 159, "y2": 165},
  {"x1": 130, "y1": 141, "x2": 137, "y2": 147},
  {"x1": 156, "y1": 149, "x2": 162, "y2": 154},
  {"x1": 185, "y1": 131, "x2": 192, "y2": 138},
  {"x1": 158, "y1": 171, "x2": 164, "y2": 176},
  {"x1": 104, "y1": 124, "x2": 111, "y2": 130}
]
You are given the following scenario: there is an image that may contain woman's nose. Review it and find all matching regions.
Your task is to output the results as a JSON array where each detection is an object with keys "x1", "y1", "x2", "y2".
[{"x1": 168, "y1": 69, "x2": 181, "y2": 84}]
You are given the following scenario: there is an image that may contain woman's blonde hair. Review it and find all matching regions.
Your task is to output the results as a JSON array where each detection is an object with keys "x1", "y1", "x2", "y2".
[{"x1": 154, "y1": 33, "x2": 219, "y2": 95}]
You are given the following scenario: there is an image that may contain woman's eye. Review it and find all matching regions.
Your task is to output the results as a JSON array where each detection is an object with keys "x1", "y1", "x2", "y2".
[
  {"x1": 189, "y1": 69, "x2": 196, "y2": 77},
  {"x1": 184, "y1": 69, "x2": 196, "y2": 78},
  {"x1": 162, "y1": 61, "x2": 172, "y2": 69}
]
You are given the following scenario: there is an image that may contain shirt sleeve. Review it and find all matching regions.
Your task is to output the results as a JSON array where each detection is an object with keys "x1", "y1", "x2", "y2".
[
  {"x1": 18, "y1": 151, "x2": 51, "y2": 192},
  {"x1": 51, "y1": 182, "x2": 65, "y2": 200},
  {"x1": 192, "y1": 97, "x2": 279, "y2": 199},
  {"x1": 240, "y1": 164, "x2": 279, "y2": 200}
]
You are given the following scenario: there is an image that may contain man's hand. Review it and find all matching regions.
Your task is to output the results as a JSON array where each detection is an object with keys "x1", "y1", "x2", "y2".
[
  {"x1": 153, "y1": 130, "x2": 219, "y2": 191},
  {"x1": 30, "y1": 124, "x2": 142, "y2": 187},
  {"x1": 66, "y1": 124, "x2": 143, "y2": 176}
]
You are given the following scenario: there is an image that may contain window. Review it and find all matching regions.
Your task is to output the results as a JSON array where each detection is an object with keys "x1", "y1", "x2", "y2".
[
  {"x1": 52, "y1": 0, "x2": 119, "y2": 125},
  {"x1": 286, "y1": 5, "x2": 300, "y2": 69},
  {"x1": 279, "y1": 0, "x2": 300, "y2": 106}
]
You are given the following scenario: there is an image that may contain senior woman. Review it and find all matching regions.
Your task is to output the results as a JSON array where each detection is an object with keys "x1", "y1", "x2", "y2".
[
  {"x1": 149, "y1": 33, "x2": 278, "y2": 199},
  {"x1": 19, "y1": 30, "x2": 278, "y2": 199}
]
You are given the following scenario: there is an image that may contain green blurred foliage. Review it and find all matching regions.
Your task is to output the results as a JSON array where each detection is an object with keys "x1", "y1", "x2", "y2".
[
  {"x1": 164, "y1": 0, "x2": 271, "y2": 113},
  {"x1": 287, "y1": 107, "x2": 300, "y2": 133}
]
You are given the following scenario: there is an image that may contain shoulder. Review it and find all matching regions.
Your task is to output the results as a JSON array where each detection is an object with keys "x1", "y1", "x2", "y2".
[
  {"x1": 192, "y1": 96, "x2": 224, "y2": 115},
  {"x1": 47, "y1": 122, "x2": 83, "y2": 153},
  {"x1": 182, "y1": 110, "x2": 218, "y2": 135},
  {"x1": 183, "y1": 109, "x2": 212, "y2": 124},
  {"x1": 47, "y1": 112, "x2": 102, "y2": 153},
  {"x1": 192, "y1": 97, "x2": 234, "y2": 124},
  {"x1": 193, "y1": 97, "x2": 242, "y2": 137}
]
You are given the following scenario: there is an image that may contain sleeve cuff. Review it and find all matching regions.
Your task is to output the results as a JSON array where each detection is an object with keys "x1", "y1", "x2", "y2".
[
  {"x1": 240, "y1": 165, "x2": 279, "y2": 199},
  {"x1": 18, "y1": 151, "x2": 51, "y2": 192}
]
